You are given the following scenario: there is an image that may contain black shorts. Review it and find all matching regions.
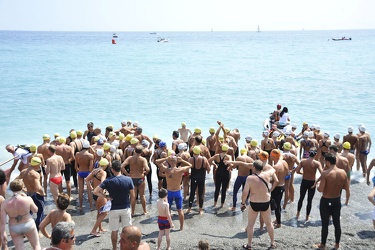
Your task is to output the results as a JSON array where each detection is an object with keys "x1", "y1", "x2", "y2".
[{"x1": 61, "y1": 163, "x2": 72, "y2": 182}]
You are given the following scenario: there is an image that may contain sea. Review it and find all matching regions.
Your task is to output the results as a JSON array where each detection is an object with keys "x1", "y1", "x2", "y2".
[{"x1": 1, "y1": 30, "x2": 375, "y2": 177}]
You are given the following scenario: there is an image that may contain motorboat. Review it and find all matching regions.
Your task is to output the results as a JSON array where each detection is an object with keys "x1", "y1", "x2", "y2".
[
  {"x1": 113, "y1": 33, "x2": 118, "y2": 38},
  {"x1": 332, "y1": 37, "x2": 351, "y2": 41},
  {"x1": 157, "y1": 37, "x2": 169, "y2": 43},
  {"x1": 263, "y1": 117, "x2": 292, "y2": 133},
  {"x1": 150, "y1": 32, "x2": 157, "y2": 34}
]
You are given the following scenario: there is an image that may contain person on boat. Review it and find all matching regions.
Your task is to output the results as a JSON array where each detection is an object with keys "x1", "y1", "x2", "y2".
[
  {"x1": 270, "y1": 104, "x2": 282, "y2": 125},
  {"x1": 275, "y1": 107, "x2": 290, "y2": 127}
]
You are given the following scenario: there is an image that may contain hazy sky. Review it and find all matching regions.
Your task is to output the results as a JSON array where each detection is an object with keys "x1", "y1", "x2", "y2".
[{"x1": 0, "y1": 0, "x2": 374, "y2": 31}]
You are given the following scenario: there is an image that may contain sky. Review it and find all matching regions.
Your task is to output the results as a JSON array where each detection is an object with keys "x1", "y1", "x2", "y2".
[{"x1": 0, "y1": 0, "x2": 374, "y2": 32}]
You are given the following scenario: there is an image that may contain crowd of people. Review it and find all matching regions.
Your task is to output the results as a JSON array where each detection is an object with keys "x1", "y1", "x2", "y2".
[{"x1": 0, "y1": 110, "x2": 374, "y2": 249}]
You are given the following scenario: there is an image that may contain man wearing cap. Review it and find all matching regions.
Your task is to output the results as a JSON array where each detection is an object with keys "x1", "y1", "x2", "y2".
[
  {"x1": 178, "y1": 122, "x2": 192, "y2": 144},
  {"x1": 155, "y1": 151, "x2": 192, "y2": 230},
  {"x1": 134, "y1": 127, "x2": 153, "y2": 150},
  {"x1": 341, "y1": 142, "x2": 355, "y2": 184},
  {"x1": 206, "y1": 127, "x2": 217, "y2": 157},
  {"x1": 343, "y1": 127, "x2": 358, "y2": 154},
  {"x1": 38, "y1": 134, "x2": 51, "y2": 194},
  {"x1": 282, "y1": 142, "x2": 300, "y2": 209},
  {"x1": 94, "y1": 160, "x2": 135, "y2": 250},
  {"x1": 317, "y1": 132, "x2": 332, "y2": 167},
  {"x1": 56, "y1": 137, "x2": 75, "y2": 198},
  {"x1": 75, "y1": 140, "x2": 94, "y2": 210},
  {"x1": 121, "y1": 145, "x2": 150, "y2": 216},
  {"x1": 247, "y1": 140, "x2": 260, "y2": 160},
  {"x1": 70, "y1": 130, "x2": 82, "y2": 192},
  {"x1": 314, "y1": 153, "x2": 349, "y2": 250},
  {"x1": 188, "y1": 127, "x2": 201, "y2": 149},
  {"x1": 261, "y1": 131, "x2": 275, "y2": 164},
  {"x1": 189, "y1": 135, "x2": 211, "y2": 159},
  {"x1": 17, "y1": 156, "x2": 46, "y2": 230},
  {"x1": 50, "y1": 133, "x2": 60, "y2": 146},
  {"x1": 357, "y1": 125, "x2": 372, "y2": 177},
  {"x1": 314, "y1": 125, "x2": 323, "y2": 143},
  {"x1": 295, "y1": 149, "x2": 322, "y2": 221},
  {"x1": 227, "y1": 148, "x2": 253, "y2": 211},
  {"x1": 46, "y1": 145, "x2": 65, "y2": 202},
  {"x1": 333, "y1": 133, "x2": 343, "y2": 153},
  {"x1": 296, "y1": 122, "x2": 309, "y2": 140}
]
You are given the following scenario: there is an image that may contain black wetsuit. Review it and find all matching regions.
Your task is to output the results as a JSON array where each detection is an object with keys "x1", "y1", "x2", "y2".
[
  {"x1": 320, "y1": 197, "x2": 342, "y2": 245},
  {"x1": 214, "y1": 154, "x2": 230, "y2": 204},
  {"x1": 271, "y1": 186, "x2": 285, "y2": 224},
  {"x1": 297, "y1": 179, "x2": 316, "y2": 216},
  {"x1": 189, "y1": 156, "x2": 206, "y2": 208}
]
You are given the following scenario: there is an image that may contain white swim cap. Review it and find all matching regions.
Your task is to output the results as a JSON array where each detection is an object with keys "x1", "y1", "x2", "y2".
[
  {"x1": 323, "y1": 132, "x2": 329, "y2": 138},
  {"x1": 96, "y1": 149, "x2": 104, "y2": 157},
  {"x1": 245, "y1": 135, "x2": 252, "y2": 142},
  {"x1": 359, "y1": 125, "x2": 366, "y2": 132},
  {"x1": 110, "y1": 145, "x2": 117, "y2": 153},
  {"x1": 334, "y1": 133, "x2": 340, "y2": 139},
  {"x1": 263, "y1": 131, "x2": 269, "y2": 136},
  {"x1": 315, "y1": 125, "x2": 321, "y2": 130},
  {"x1": 348, "y1": 126, "x2": 353, "y2": 133},
  {"x1": 178, "y1": 143, "x2": 188, "y2": 151}
]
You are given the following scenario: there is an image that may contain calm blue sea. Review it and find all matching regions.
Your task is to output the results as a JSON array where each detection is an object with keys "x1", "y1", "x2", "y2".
[{"x1": 1, "y1": 30, "x2": 375, "y2": 170}]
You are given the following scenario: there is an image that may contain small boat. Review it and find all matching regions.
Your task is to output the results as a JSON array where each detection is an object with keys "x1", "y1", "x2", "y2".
[
  {"x1": 332, "y1": 37, "x2": 351, "y2": 41},
  {"x1": 263, "y1": 117, "x2": 292, "y2": 133},
  {"x1": 157, "y1": 37, "x2": 169, "y2": 43},
  {"x1": 150, "y1": 32, "x2": 157, "y2": 35},
  {"x1": 112, "y1": 33, "x2": 118, "y2": 38}
]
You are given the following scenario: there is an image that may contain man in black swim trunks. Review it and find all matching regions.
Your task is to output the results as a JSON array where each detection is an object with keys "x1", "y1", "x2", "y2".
[{"x1": 241, "y1": 160, "x2": 277, "y2": 249}]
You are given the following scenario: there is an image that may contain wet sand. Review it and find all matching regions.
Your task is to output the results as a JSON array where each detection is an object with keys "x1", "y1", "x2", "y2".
[{"x1": 5, "y1": 170, "x2": 375, "y2": 250}]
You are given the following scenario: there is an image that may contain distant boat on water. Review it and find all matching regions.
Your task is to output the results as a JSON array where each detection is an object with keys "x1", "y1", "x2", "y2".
[
  {"x1": 257, "y1": 25, "x2": 261, "y2": 32},
  {"x1": 157, "y1": 37, "x2": 169, "y2": 43},
  {"x1": 113, "y1": 33, "x2": 118, "y2": 38},
  {"x1": 150, "y1": 32, "x2": 157, "y2": 34},
  {"x1": 332, "y1": 37, "x2": 351, "y2": 41}
]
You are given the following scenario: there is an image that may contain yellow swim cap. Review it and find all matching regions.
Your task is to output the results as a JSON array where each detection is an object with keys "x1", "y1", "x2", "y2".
[
  {"x1": 202, "y1": 139, "x2": 206, "y2": 146},
  {"x1": 103, "y1": 143, "x2": 111, "y2": 150},
  {"x1": 193, "y1": 146, "x2": 201, "y2": 155},
  {"x1": 118, "y1": 133, "x2": 125, "y2": 140},
  {"x1": 130, "y1": 138, "x2": 139, "y2": 145},
  {"x1": 54, "y1": 133, "x2": 60, "y2": 138},
  {"x1": 108, "y1": 125, "x2": 114, "y2": 130},
  {"x1": 343, "y1": 142, "x2": 351, "y2": 150},
  {"x1": 240, "y1": 148, "x2": 247, "y2": 155},
  {"x1": 224, "y1": 127, "x2": 230, "y2": 133},
  {"x1": 43, "y1": 134, "x2": 50, "y2": 140},
  {"x1": 153, "y1": 134, "x2": 159, "y2": 139},
  {"x1": 59, "y1": 136, "x2": 66, "y2": 143},
  {"x1": 167, "y1": 149, "x2": 175, "y2": 157},
  {"x1": 181, "y1": 122, "x2": 186, "y2": 127},
  {"x1": 283, "y1": 142, "x2": 291, "y2": 151},
  {"x1": 94, "y1": 136, "x2": 100, "y2": 142},
  {"x1": 194, "y1": 127, "x2": 201, "y2": 134},
  {"x1": 30, "y1": 144, "x2": 37, "y2": 152},
  {"x1": 222, "y1": 144, "x2": 229, "y2": 152},
  {"x1": 219, "y1": 135, "x2": 224, "y2": 143},
  {"x1": 209, "y1": 127, "x2": 215, "y2": 133},
  {"x1": 250, "y1": 140, "x2": 258, "y2": 147},
  {"x1": 70, "y1": 131, "x2": 77, "y2": 139},
  {"x1": 125, "y1": 134, "x2": 134, "y2": 142},
  {"x1": 76, "y1": 130, "x2": 83, "y2": 136},
  {"x1": 99, "y1": 158, "x2": 109, "y2": 166},
  {"x1": 109, "y1": 131, "x2": 116, "y2": 138},
  {"x1": 30, "y1": 157, "x2": 42, "y2": 166}
]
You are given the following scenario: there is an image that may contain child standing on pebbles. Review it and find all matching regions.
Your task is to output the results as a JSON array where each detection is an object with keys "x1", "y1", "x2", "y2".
[{"x1": 157, "y1": 188, "x2": 173, "y2": 250}]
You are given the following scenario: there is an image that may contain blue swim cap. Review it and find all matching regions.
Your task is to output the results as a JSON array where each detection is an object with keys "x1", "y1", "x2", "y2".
[
  {"x1": 97, "y1": 139, "x2": 104, "y2": 145},
  {"x1": 159, "y1": 141, "x2": 167, "y2": 148}
]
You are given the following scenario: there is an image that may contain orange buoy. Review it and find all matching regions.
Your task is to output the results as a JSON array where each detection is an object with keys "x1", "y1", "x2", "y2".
[{"x1": 112, "y1": 39, "x2": 116, "y2": 44}]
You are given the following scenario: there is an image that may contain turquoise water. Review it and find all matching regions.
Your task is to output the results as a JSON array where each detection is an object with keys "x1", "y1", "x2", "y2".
[{"x1": 1, "y1": 30, "x2": 375, "y2": 167}]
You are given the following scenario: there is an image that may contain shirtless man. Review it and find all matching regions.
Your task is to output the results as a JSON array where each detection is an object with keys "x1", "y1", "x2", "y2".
[
  {"x1": 16, "y1": 157, "x2": 46, "y2": 230},
  {"x1": 329, "y1": 145, "x2": 350, "y2": 181},
  {"x1": 314, "y1": 153, "x2": 350, "y2": 250},
  {"x1": 228, "y1": 128, "x2": 241, "y2": 159},
  {"x1": 282, "y1": 142, "x2": 300, "y2": 209},
  {"x1": 188, "y1": 128, "x2": 201, "y2": 149},
  {"x1": 46, "y1": 145, "x2": 65, "y2": 202},
  {"x1": 55, "y1": 136, "x2": 75, "y2": 197},
  {"x1": 367, "y1": 158, "x2": 375, "y2": 186},
  {"x1": 261, "y1": 131, "x2": 275, "y2": 164},
  {"x1": 295, "y1": 150, "x2": 322, "y2": 221},
  {"x1": 189, "y1": 135, "x2": 211, "y2": 159},
  {"x1": 38, "y1": 134, "x2": 51, "y2": 194},
  {"x1": 270, "y1": 149, "x2": 289, "y2": 228},
  {"x1": 227, "y1": 148, "x2": 253, "y2": 211},
  {"x1": 177, "y1": 143, "x2": 191, "y2": 200},
  {"x1": 357, "y1": 125, "x2": 372, "y2": 177},
  {"x1": 155, "y1": 151, "x2": 192, "y2": 230},
  {"x1": 121, "y1": 145, "x2": 150, "y2": 216},
  {"x1": 343, "y1": 126, "x2": 358, "y2": 154},
  {"x1": 27, "y1": 144, "x2": 45, "y2": 191},
  {"x1": 171, "y1": 130, "x2": 184, "y2": 154},
  {"x1": 341, "y1": 142, "x2": 355, "y2": 184},
  {"x1": 240, "y1": 160, "x2": 277, "y2": 250},
  {"x1": 270, "y1": 104, "x2": 281, "y2": 124},
  {"x1": 70, "y1": 130, "x2": 82, "y2": 191},
  {"x1": 314, "y1": 125, "x2": 323, "y2": 143},
  {"x1": 134, "y1": 127, "x2": 153, "y2": 150},
  {"x1": 247, "y1": 140, "x2": 260, "y2": 161},
  {"x1": 206, "y1": 127, "x2": 217, "y2": 157},
  {"x1": 178, "y1": 122, "x2": 192, "y2": 143},
  {"x1": 75, "y1": 140, "x2": 94, "y2": 210}
]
